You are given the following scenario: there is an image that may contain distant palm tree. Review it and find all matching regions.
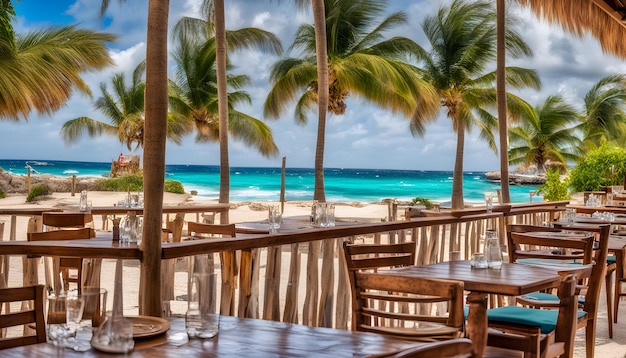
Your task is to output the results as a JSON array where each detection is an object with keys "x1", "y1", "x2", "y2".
[
  {"x1": 61, "y1": 63, "x2": 189, "y2": 150},
  {"x1": 508, "y1": 95, "x2": 581, "y2": 173},
  {"x1": 579, "y1": 74, "x2": 626, "y2": 150},
  {"x1": 415, "y1": 0, "x2": 539, "y2": 209},
  {"x1": 168, "y1": 21, "x2": 281, "y2": 158},
  {"x1": 0, "y1": 24, "x2": 115, "y2": 120},
  {"x1": 264, "y1": 0, "x2": 439, "y2": 201},
  {"x1": 171, "y1": 9, "x2": 282, "y2": 162}
]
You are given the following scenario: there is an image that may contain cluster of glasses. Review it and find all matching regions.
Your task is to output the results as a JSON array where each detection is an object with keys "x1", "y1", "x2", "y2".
[
  {"x1": 117, "y1": 192, "x2": 144, "y2": 208},
  {"x1": 119, "y1": 215, "x2": 143, "y2": 243},
  {"x1": 311, "y1": 202, "x2": 335, "y2": 228},
  {"x1": 585, "y1": 194, "x2": 602, "y2": 207},
  {"x1": 592, "y1": 211, "x2": 615, "y2": 222}
]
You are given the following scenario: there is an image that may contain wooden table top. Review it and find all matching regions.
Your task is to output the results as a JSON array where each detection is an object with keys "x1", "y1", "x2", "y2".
[
  {"x1": 0, "y1": 207, "x2": 63, "y2": 216},
  {"x1": 379, "y1": 261, "x2": 567, "y2": 297},
  {"x1": 567, "y1": 204, "x2": 626, "y2": 216},
  {"x1": 87, "y1": 204, "x2": 231, "y2": 216},
  {"x1": 0, "y1": 315, "x2": 420, "y2": 357}
]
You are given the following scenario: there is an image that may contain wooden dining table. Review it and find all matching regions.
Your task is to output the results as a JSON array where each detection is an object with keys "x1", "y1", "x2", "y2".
[
  {"x1": 375, "y1": 260, "x2": 590, "y2": 358},
  {"x1": 0, "y1": 315, "x2": 421, "y2": 357}
]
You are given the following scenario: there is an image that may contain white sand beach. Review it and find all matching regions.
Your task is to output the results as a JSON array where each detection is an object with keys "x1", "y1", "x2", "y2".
[{"x1": 1, "y1": 191, "x2": 625, "y2": 357}]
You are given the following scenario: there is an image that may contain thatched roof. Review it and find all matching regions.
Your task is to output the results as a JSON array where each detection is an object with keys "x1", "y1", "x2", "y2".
[{"x1": 516, "y1": 0, "x2": 626, "y2": 59}]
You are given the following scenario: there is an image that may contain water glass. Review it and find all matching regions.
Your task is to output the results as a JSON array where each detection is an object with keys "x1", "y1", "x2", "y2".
[
  {"x1": 186, "y1": 272, "x2": 220, "y2": 339},
  {"x1": 484, "y1": 192, "x2": 494, "y2": 213},
  {"x1": 81, "y1": 287, "x2": 108, "y2": 329},
  {"x1": 312, "y1": 202, "x2": 327, "y2": 228},
  {"x1": 471, "y1": 253, "x2": 487, "y2": 268},
  {"x1": 268, "y1": 206, "x2": 282, "y2": 234},
  {"x1": 484, "y1": 230, "x2": 503, "y2": 269},
  {"x1": 325, "y1": 203, "x2": 335, "y2": 227},
  {"x1": 565, "y1": 208, "x2": 576, "y2": 224},
  {"x1": 47, "y1": 295, "x2": 68, "y2": 346},
  {"x1": 65, "y1": 294, "x2": 85, "y2": 337}
]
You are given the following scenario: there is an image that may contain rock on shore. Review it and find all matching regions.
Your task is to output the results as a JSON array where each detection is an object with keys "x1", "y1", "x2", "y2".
[
  {"x1": 0, "y1": 169, "x2": 103, "y2": 194},
  {"x1": 485, "y1": 171, "x2": 546, "y2": 185}
]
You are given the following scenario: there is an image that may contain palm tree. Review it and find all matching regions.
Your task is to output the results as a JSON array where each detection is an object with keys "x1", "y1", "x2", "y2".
[
  {"x1": 61, "y1": 62, "x2": 189, "y2": 150},
  {"x1": 168, "y1": 20, "x2": 281, "y2": 158},
  {"x1": 579, "y1": 74, "x2": 626, "y2": 150},
  {"x1": 415, "y1": 0, "x2": 539, "y2": 209},
  {"x1": 508, "y1": 95, "x2": 581, "y2": 173},
  {"x1": 0, "y1": 24, "x2": 115, "y2": 120},
  {"x1": 172, "y1": 4, "x2": 282, "y2": 210},
  {"x1": 264, "y1": 0, "x2": 440, "y2": 201},
  {"x1": 100, "y1": 0, "x2": 170, "y2": 316}
]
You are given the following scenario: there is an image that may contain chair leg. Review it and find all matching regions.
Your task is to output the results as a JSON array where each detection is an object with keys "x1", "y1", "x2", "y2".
[
  {"x1": 605, "y1": 266, "x2": 614, "y2": 338},
  {"x1": 585, "y1": 319, "x2": 596, "y2": 358}
]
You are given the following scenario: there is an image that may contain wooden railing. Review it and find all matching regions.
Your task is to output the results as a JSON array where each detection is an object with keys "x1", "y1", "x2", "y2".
[{"x1": 163, "y1": 201, "x2": 569, "y2": 330}]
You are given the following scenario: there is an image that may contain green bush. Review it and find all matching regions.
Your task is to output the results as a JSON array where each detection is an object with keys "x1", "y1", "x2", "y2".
[
  {"x1": 94, "y1": 175, "x2": 185, "y2": 194},
  {"x1": 569, "y1": 145, "x2": 626, "y2": 192},
  {"x1": 537, "y1": 168, "x2": 570, "y2": 201},
  {"x1": 410, "y1": 197, "x2": 434, "y2": 210},
  {"x1": 164, "y1": 180, "x2": 185, "y2": 194},
  {"x1": 26, "y1": 184, "x2": 49, "y2": 202},
  {"x1": 0, "y1": 187, "x2": 5, "y2": 199}
]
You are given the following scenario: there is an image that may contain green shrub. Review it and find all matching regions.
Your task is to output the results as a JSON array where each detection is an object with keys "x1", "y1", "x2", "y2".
[
  {"x1": 0, "y1": 187, "x2": 5, "y2": 199},
  {"x1": 26, "y1": 184, "x2": 49, "y2": 202},
  {"x1": 94, "y1": 175, "x2": 185, "y2": 194},
  {"x1": 410, "y1": 197, "x2": 434, "y2": 210},
  {"x1": 569, "y1": 145, "x2": 626, "y2": 192},
  {"x1": 537, "y1": 168, "x2": 570, "y2": 201},
  {"x1": 164, "y1": 180, "x2": 185, "y2": 194}
]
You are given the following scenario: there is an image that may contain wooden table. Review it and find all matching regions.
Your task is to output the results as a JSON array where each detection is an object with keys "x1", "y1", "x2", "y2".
[
  {"x1": 0, "y1": 207, "x2": 63, "y2": 241},
  {"x1": 0, "y1": 315, "x2": 421, "y2": 357},
  {"x1": 377, "y1": 260, "x2": 583, "y2": 358}
]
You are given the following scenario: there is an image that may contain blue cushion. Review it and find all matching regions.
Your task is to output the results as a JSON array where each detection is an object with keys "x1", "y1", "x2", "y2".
[
  {"x1": 521, "y1": 292, "x2": 585, "y2": 305},
  {"x1": 488, "y1": 306, "x2": 586, "y2": 334},
  {"x1": 464, "y1": 305, "x2": 469, "y2": 318},
  {"x1": 607, "y1": 256, "x2": 617, "y2": 264}
]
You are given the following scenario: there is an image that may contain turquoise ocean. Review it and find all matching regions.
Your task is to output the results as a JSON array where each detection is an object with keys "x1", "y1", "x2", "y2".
[{"x1": 0, "y1": 159, "x2": 540, "y2": 204}]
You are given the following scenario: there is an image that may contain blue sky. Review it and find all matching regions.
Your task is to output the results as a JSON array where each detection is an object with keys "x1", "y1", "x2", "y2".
[{"x1": 3, "y1": 0, "x2": 626, "y2": 171}]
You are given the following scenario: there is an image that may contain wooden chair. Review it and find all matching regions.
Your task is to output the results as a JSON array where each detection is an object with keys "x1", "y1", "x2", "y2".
[
  {"x1": 370, "y1": 338, "x2": 472, "y2": 358},
  {"x1": 342, "y1": 241, "x2": 465, "y2": 341},
  {"x1": 488, "y1": 224, "x2": 610, "y2": 358},
  {"x1": 186, "y1": 222, "x2": 237, "y2": 316},
  {"x1": 0, "y1": 285, "x2": 46, "y2": 350},
  {"x1": 27, "y1": 228, "x2": 92, "y2": 294},
  {"x1": 42, "y1": 212, "x2": 94, "y2": 231}
]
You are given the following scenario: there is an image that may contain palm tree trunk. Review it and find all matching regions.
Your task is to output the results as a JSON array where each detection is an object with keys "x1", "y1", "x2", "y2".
[
  {"x1": 140, "y1": 0, "x2": 168, "y2": 316},
  {"x1": 496, "y1": 0, "x2": 510, "y2": 204},
  {"x1": 451, "y1": 121, "x2": 465, "y2": 210},
  {"x1": 312, "y1": 0, "x2": 328, "y2": 202},
  {"x1": 215, "y1": 0, "x2": 230, "y2": 222}
]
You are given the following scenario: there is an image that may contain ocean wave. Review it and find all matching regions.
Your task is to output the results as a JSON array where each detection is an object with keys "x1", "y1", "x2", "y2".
[{"x1": 63, "y1": 170, "x2": 79, "y2": 175}]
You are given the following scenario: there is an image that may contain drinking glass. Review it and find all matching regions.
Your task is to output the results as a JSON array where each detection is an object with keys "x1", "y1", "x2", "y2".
[
  {"x1": 81, "y1": 287, "x2": 108, "y2": 329},
  {"x1": 186, "y1": 272, "x2": 219, "y2": 339},
  {"x1": 268, "y1": 206, "x2": 282, "y2": 234},
  {"x1": 484, "y1": 192, "x2": 494, "y2": 213},
  {"x1": 484, "y1": 230, "x2": 502, "y2": 269},
  {"x1": 565, "y1": 208, "x2": 576, "y2": 224},
  {"x1": 325, "y1": 203, "x2": 335, "y2": 227},
  {"x1": 65, "y1": 294, "x2": 85, "y2": 337}
]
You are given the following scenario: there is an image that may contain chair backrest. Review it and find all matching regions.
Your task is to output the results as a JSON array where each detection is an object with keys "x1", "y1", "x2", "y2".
[
  {"x1": 187, "y1": 221, "x2": 236, "y2": 238},
  {"x1": 27, "y1": 227, "x2": 93, "y2": 242},
  {"x1": 383, "y1": 338, "x2": 473, "y2": 358},
  {"x1": 343, "y1": 241, "x2": 416, "y2": 271},
  {"x1": 507, "y1": 231, "x2": 595, "y2": 264},
  {"x1": 0, "y1": 285, "x2": 46, "y2": 350},
  {"x1": 42, "y1": 212, "x2": 93, "y2": 230},
  {"x1": 342, "y1": 241, "x2": 464, "y2": 340}
]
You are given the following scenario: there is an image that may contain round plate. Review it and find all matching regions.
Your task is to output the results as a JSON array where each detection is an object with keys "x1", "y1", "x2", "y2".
[{"x1": 127, "y1": 315, "x2": 170, "y2": 339}]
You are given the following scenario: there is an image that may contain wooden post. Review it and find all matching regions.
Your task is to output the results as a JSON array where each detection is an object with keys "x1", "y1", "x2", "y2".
[
  {"x1": 27, "y1": 165, "x2": 31, "y2": 193},
  {"x1": 71, "y1": 175, "x2": 77, "y2": 196},
  {"x1": 280, "y1": 157, "x2": 286, "y2": 214}
]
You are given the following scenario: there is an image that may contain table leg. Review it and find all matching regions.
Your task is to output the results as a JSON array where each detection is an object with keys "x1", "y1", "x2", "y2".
[
  {"x1": 466, "y1": 291, "x2": 488, "y2": 358},
  {"x1": 615, "y1": 249, "x2": 625, "y2": 323}
]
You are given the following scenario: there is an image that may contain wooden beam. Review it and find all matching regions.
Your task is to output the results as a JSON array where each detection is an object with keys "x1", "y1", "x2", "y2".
[{"x1": 592, "y1": 0, "x2": 626, "y2": 29}]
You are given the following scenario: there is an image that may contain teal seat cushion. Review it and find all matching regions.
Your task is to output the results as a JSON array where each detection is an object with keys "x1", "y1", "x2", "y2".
[
  {"x1": 607, "y1": 256, "x2": 617, "y2": 264},
  {"x1": 488, "y1": 306, "x2": 586, "y2": 334},
  {"x1": 521, "y1": 292, "x2": 585, "y2": 305}
]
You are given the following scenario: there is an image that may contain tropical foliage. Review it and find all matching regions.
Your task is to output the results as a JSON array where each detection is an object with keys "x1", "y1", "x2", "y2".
[
  {"x1": 536, "y1": 167, "x2": 570, "y2": 201},
  {"x1": 569, "y1": 145, "x2": 626, "y2": 192},
  {"x1": 61, "y1": 63, "x2": 190, "y2": 150},
  {"x1": 508, "y1": 95, "x2": 581, "y2": 173},
  {"x1": 0, "y1": 23, "x2": 115, "y2": 120},
  {"x1": 264, "y1": 0, "x2": 440, "y2": 200},
  {"x1": 578, "y1": 74, "x2": 626, "y2": 150},
  {"x1": 169, "y1": 16, "x2": 282, "y2": 157},
  {"x1": 415, "y1": 0, "x2": 539, "y2": 209}
]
